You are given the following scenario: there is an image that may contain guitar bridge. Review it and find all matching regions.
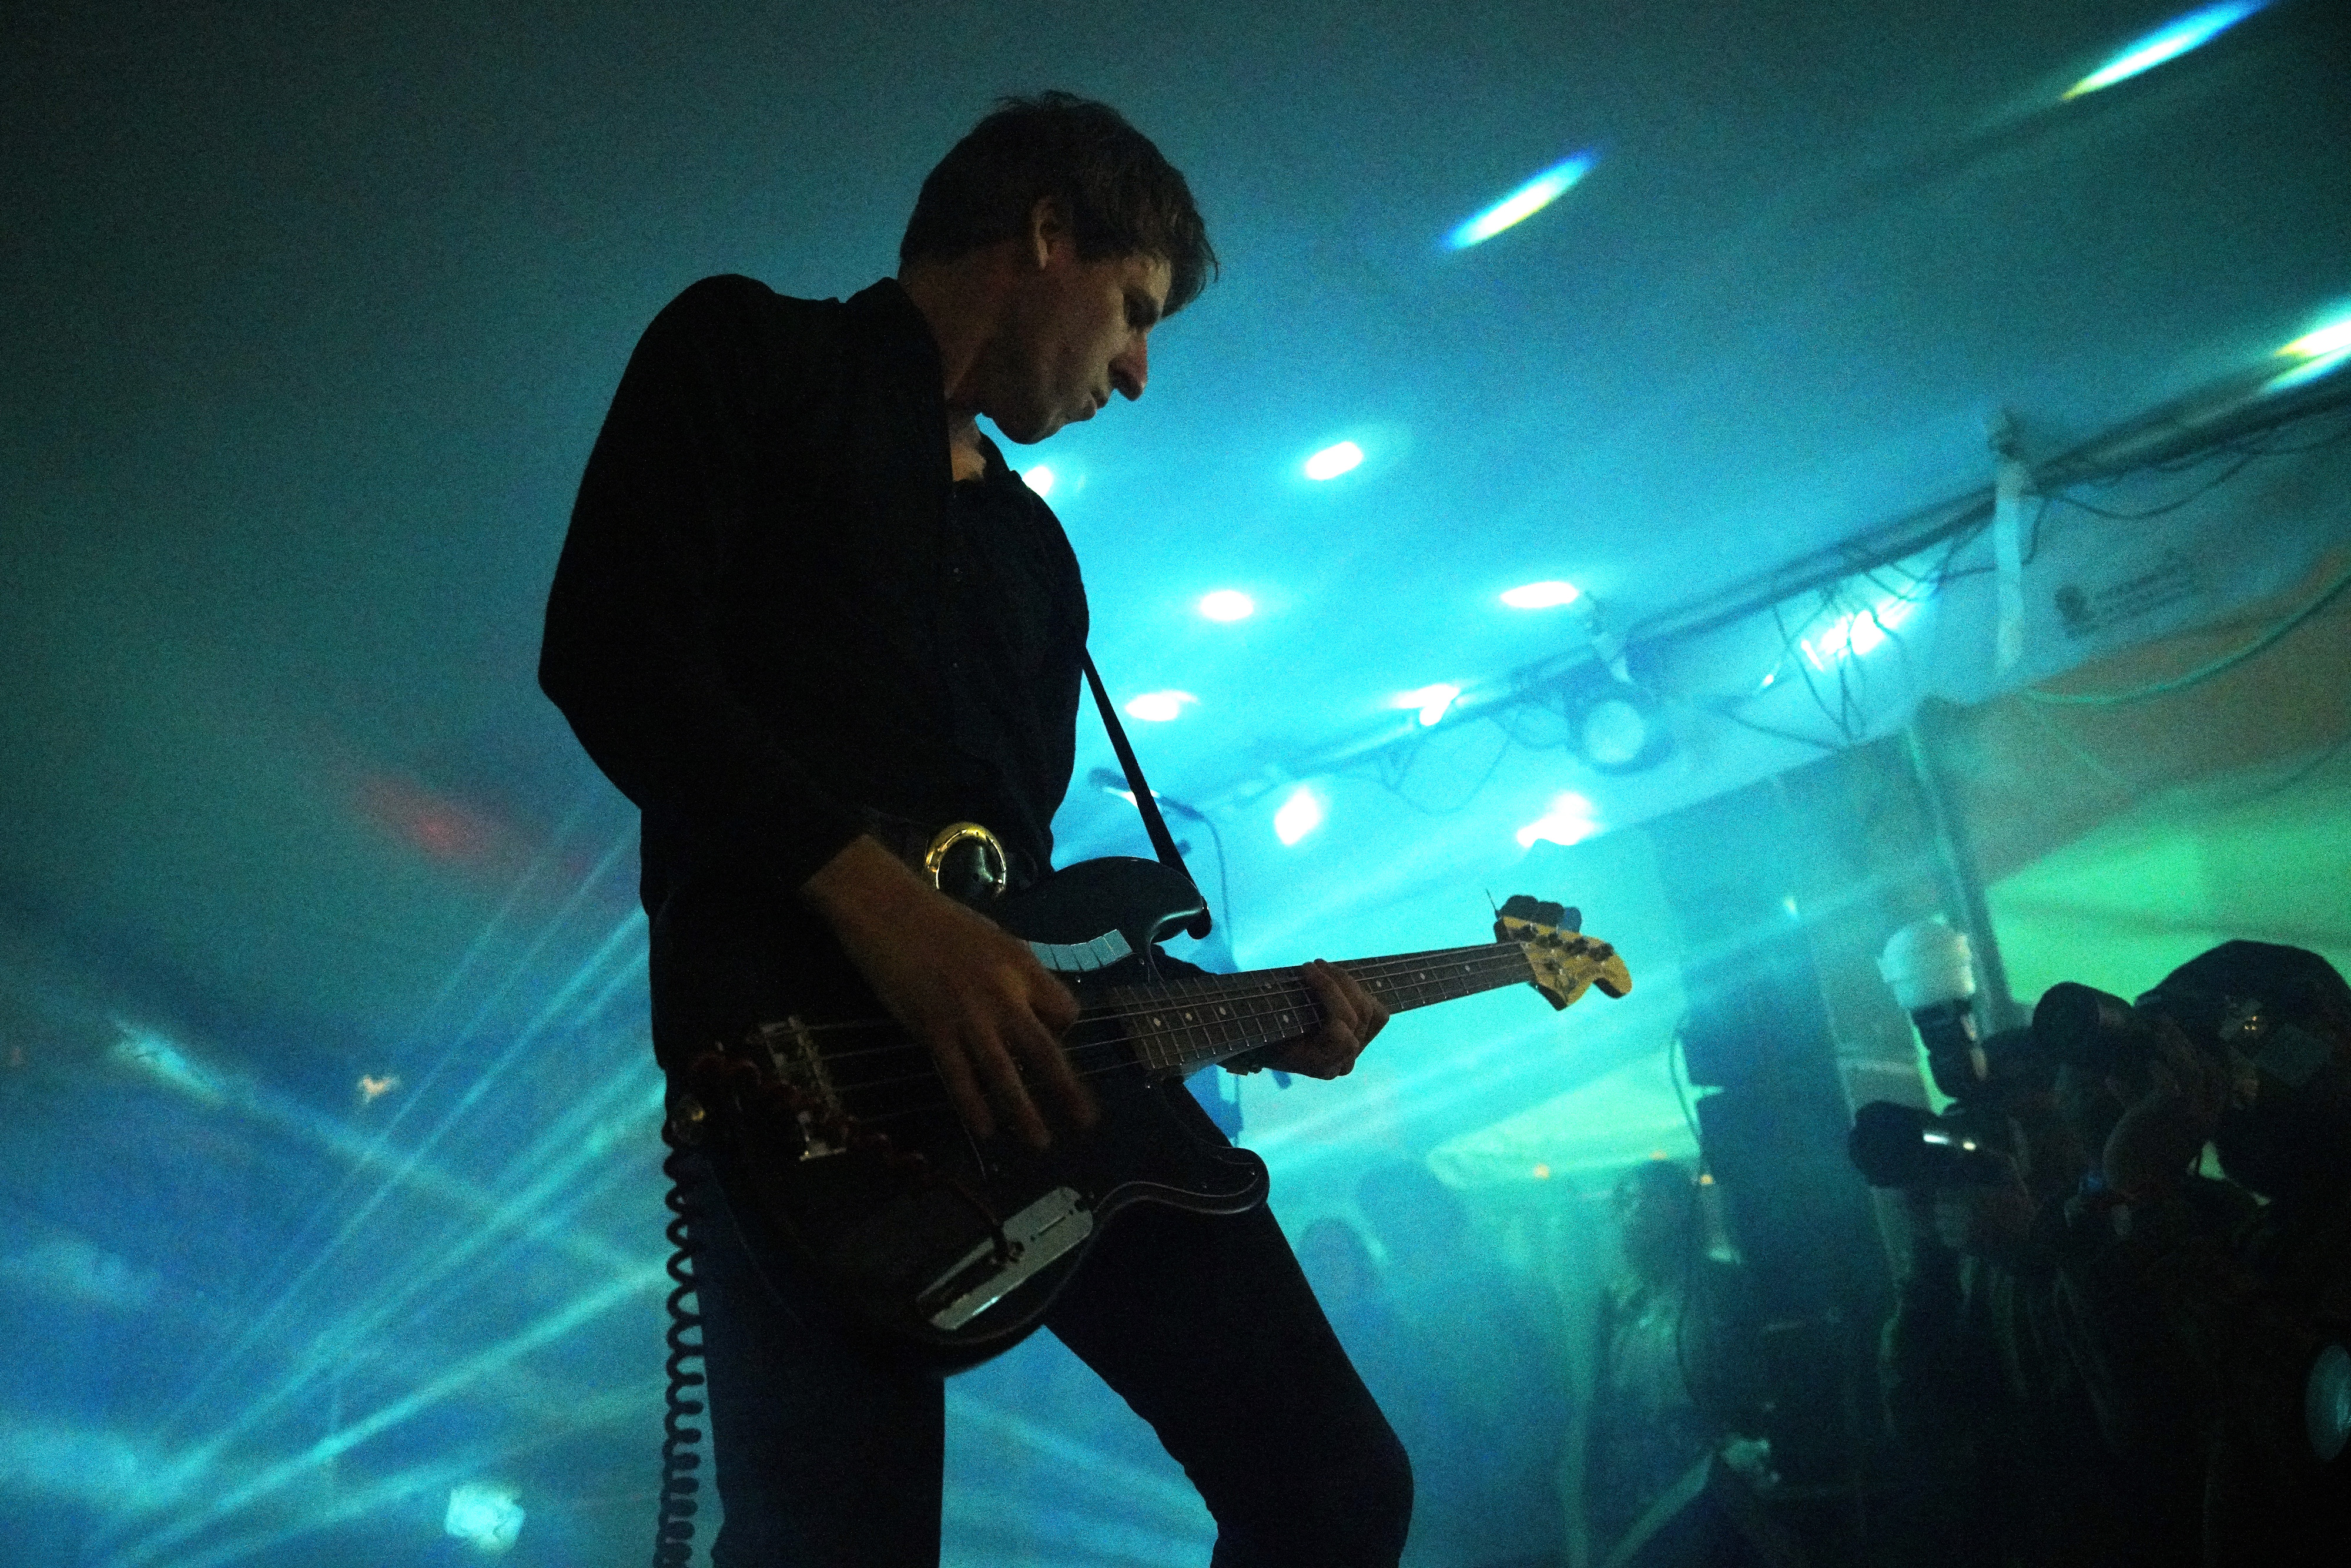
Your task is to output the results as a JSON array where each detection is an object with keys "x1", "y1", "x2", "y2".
[
  {"x1": 917, "y1": 1186, "x2": 1094, "y2": 1331},
  {"x1": 749, "y1": 1016, "x2": 848, "y2": 1161}
]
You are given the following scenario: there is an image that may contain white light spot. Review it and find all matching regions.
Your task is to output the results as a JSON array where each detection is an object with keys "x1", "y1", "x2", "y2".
[
  {"x1": 445, "y1": 1483, "x2": 525, "y2": 1554},
  {"x1": 1198, "y1": 589, "x2": 1255, "y2": 622},
  {"x1": 1122, "y1": 690, "x2": 1197, "y2": 723},
  {"x1": 1800, "y1": 595, "x2": 1917, "y2": 671},
  {"x1": 1391, "y1": 683, "x2": 1462, "y2": 726},
  {"x1": 1304, "y1": 441, "x2": 1364, "y2": 481},
  {"x1": 1022, "y1": 464, "x2": 1056, "y2": 498},
  {"x1": 1501, "y1": 580, "x2": 1582, "y2": 609},
  {"x1": 1273, "y1": 786, "x2": 1324, "y2": 846},
  {"x1": 1447, "y1": 153, "x2": 1598, "y2": 250},
  {"x1": 1516, "y1": 792, "x2": 1601, "y2": 849}
]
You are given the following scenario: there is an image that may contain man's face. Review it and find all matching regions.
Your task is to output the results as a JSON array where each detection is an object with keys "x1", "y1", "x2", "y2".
[{"x1": 989, "y1": 225, "x2": 1170, "y2": 444}]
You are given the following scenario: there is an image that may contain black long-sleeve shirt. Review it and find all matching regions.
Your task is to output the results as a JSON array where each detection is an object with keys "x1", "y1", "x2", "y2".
[{"x1": 540, "y1": 274, "x2": 1089, "y2": 920}]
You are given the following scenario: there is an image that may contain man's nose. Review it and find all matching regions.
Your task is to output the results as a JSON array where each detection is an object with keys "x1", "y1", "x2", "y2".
[{"x1": 1111, "y1": 333, "x2": 1149, "y2": 400}]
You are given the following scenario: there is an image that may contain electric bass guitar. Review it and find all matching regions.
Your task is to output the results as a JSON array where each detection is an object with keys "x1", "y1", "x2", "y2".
[{"x1": 672, "y1": 831, "x2": 1630, "y2": 1369}]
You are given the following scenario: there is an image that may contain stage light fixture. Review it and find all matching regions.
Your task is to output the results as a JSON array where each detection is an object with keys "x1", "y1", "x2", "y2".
[
  {"x1": 1022, "y1": 464, "x2": 1056, "y2": 498},
  {"x1": 1566, "y1": 674, "x2": 1672, "y2": 774},
  {"x1": 1447, "y1": 152, "x2": 1597, "y2": 250},
  {"x1": 1501, "y1": 579, "x2": 1582, "y2": 609},
  {"x1": 1304, "y1": 441, "x2": 1363, "y2": 481},
  {"x1": 1123, "y1": 690, "x2": 1197, "y2": 722},
  {"x1": 1198, "y1": 589, "x2": 1255, "y2": 622},
  {"x1": 2063, "y1": 1, "x2": 2268, "y2": 99},
  {"x1": 1580, "y1": 695, "x2": 1649, "y2": 769},
  {"x1": 1273, "y1": 786, "x2": 1324, "y2": 846}
]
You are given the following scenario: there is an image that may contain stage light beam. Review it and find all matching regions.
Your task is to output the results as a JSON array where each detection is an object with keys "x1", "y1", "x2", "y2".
[
  {"x1": 1447, "y1": 153, "x2": 1597, "y2": 250},
  {"x1": 2063, "y1": 1, "x2": 2268, "y2": 99},
  {"x1": 2265, "y1": 309, "x2": 2351, "y2": 394}
]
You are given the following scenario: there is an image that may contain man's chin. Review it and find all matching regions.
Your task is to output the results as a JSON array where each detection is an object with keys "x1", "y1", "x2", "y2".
[{"x1": 994, "y1": 415, "x2": 1059, "y2": 445}]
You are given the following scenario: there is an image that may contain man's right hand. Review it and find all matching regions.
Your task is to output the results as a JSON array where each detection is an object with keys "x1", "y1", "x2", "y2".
[{"x1": 802, "y1": 835, "x2": 1091, "y2": 1149}]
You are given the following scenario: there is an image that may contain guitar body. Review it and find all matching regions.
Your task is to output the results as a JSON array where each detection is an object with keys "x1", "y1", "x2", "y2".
[
  {"x1": 675, "y1": 844, "x2": 1629, "y2": 1371},
  {"x1": 685, "y1": 856, "x2": 1269, "y2": 1372}
]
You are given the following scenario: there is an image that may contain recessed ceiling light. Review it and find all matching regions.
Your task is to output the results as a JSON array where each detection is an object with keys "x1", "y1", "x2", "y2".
[
  {"x1": 1273, "y1": 786, "x2": 1324, "y2": 846},
  {"x1": 1198, "y1": 589, "x2": 1255, "y2": 622},
  {"x1": 1122, "y1": 690, "x2": 1197, "y2": 723},
  {"x1": 1516, "y1": 792, "x2": 1601, "y2": 849},
  {"x1": 1391, "y1": 684, "x2": 1462, "y2": 726},
  {"x1": 1501, "y1": 580, "x2": 1582, "y2": 609},
  {"x1": 1304, "y1": 441, "x2": 1364, "y2": 481}
]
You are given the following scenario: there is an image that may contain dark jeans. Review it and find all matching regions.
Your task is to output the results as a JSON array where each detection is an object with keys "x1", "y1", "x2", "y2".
[{"x1": 683, "y1": 1154, "x2": 1412, "y2": 1566}]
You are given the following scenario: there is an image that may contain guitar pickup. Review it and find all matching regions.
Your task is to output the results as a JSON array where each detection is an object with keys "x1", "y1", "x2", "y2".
[{"x1": 918, "y1": 1186, "x2": 1094, "y2": 1331}]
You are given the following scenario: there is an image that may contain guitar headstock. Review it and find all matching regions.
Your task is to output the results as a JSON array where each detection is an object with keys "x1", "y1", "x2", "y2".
[{"x1": 1495, "y1": 894, "x2": 1633, "y2": 1011}]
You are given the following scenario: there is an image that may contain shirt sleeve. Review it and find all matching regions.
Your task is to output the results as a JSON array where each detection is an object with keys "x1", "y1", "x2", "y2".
[{"x1": 539, "y1": 277, "x2": 870, "y2": 896}]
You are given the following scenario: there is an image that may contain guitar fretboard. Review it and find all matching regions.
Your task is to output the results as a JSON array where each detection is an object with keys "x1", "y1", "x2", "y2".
[{"x1": 1091, "y1": 942, "x2": 1540, "y2": 1077}]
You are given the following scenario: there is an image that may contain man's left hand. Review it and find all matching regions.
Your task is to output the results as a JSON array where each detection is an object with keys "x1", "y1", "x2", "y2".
[{"x1": 1257, "y1": 959, "x2": 1390, "y2": 1079}]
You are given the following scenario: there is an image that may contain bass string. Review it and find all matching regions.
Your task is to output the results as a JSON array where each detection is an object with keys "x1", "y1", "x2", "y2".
[
  {"x1": 813, "y1": 1034, "x2": 1170, "y2": 1108},
  {"x1": 781, "y1": 939, "x2": 1540, "y2": 1041},
  {"x1": 780, "y1": 944, "x2": 1542, "y2": 1070},
  {"x1": 776, "y1": 948, "x2": 1543, "y2": 1110}
]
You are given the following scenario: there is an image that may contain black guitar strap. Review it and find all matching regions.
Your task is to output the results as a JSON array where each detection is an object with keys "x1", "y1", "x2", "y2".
[{"x1": 1081, "y1": 652, "x2": 1213, "y2": 939}]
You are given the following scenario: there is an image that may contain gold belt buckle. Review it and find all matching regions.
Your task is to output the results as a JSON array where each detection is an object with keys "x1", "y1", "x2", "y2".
[{"x1": 923, "y1": 821, "x2": 1009, "y2": 905}]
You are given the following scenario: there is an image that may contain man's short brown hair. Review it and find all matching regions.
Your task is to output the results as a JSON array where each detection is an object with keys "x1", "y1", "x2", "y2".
[{"x1": 900, "y1": 91, "x2": 1218, "y2": 314}]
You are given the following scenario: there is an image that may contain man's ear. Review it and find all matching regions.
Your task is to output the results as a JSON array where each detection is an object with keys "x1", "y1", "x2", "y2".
[{"x1": 1026, "y1": 195, "x2": 1071, "y2": 269}]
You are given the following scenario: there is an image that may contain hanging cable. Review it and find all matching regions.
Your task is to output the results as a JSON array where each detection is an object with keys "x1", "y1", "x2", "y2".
[{"x1": 652, "y1": 1121, "x2": 706, "y2": 1567}]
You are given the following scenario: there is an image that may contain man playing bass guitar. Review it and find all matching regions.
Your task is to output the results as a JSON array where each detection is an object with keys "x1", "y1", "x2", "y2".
[{"x1": 541, "y1": 92, "x2": 1409, "y2": 1566}]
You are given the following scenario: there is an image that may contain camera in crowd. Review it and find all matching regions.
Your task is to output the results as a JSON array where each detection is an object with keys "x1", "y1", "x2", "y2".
[
  {"x1": 2034, "y1": 944, "x2": 2351, "y2": 1204},
  {"x1": 1847, "y1": 919, "x2": 2057, "y2": 1190},
  {"x1": 1847, "y1": 1028, "x2": 2051, "y2": 1189}
]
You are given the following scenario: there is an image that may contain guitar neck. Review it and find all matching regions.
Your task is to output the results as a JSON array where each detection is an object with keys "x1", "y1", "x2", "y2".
[{"x1": 1093, "y1": 942, "x2": 1539, "y2": 1078}]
